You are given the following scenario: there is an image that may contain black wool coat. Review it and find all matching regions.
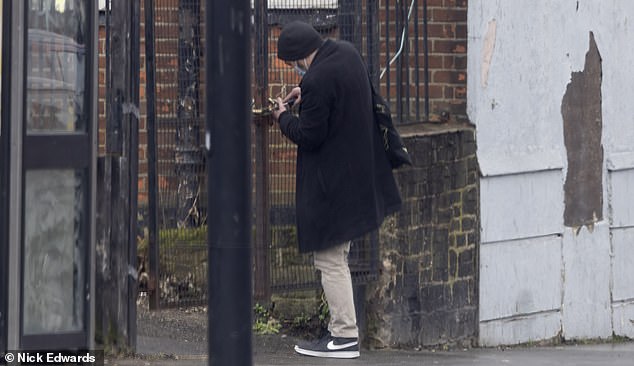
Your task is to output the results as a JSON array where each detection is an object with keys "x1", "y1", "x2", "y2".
[{"x1": 278, "y1": 39, "x2": 402, "y2": 253}]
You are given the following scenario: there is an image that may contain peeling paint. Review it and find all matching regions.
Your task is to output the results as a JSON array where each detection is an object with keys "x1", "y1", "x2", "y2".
[
  {"x1": 562, "y1": 32, "x2": 603, "y2": 230},
  {"x1": 481, "y1": 19, "x2": 497, "y2": 88}
]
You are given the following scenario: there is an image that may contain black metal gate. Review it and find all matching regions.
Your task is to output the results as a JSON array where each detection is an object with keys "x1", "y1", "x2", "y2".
[
  {"x1": 253, "y1": 0, "x2": 383, "y2": 300},
  {"x1": 145, "y1": 0, "x2": 208, "y2": 308},
  {"x1": 145, "y1": 0, "x2": 430, "y2": 307}
]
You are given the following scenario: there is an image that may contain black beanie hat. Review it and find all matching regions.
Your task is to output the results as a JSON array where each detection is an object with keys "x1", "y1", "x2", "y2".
[{"x1": 277, "y1": 21, "x2": 324, "y2": 61}]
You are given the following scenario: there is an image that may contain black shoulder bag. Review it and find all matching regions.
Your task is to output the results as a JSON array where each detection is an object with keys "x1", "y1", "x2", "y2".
[{"x1": 369, "y1": 79, "x2": 413, "y2": 169}]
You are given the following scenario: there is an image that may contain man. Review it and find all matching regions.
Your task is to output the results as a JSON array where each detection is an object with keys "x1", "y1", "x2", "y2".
[{"x1": 272, "y1": 21, "x2": 402, "y2": 359}]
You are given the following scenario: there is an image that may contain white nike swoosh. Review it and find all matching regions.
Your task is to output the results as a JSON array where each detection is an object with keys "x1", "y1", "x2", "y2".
[{"x1": 326, "y1": 340, "x2": 358, "y2": 350}]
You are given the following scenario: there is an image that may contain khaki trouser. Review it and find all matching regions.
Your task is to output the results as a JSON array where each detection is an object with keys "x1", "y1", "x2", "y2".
[{"x1": 313, "y1": 241, "x2": 359, "y2": 339}]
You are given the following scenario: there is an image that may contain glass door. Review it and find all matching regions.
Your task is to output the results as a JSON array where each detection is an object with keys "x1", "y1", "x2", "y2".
[{"x1": 19, "y1": 0, "x2": 95, "y2": 349}]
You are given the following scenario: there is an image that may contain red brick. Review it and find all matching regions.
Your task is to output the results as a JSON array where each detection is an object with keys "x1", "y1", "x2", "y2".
[
  {"x1": 444, "y1": 86, "x2": 454, "y2": 99},
  {"x1": 427, "y1": 0, "x2": 444, "y2": 6},
  {"x1": 454, "y1": 56, "x2": 467, "y2": 70},
  {"x1": 98, "y1": 100, "x2": 105, "y2": 116},
  {"x1": 428, "y1": 85, "x2": 444, "y2": 99},
  {"x1": 433, "y1": 40, "x2": 467, "y2": 54},
  {"x1": 432, "y1": 8, "x2": 467, "y2": 22},
  {"x1": 455, "y1": 24, "x2": 468, "y2": 39},
  {"x1": 445, "y1": 0, "x2": 468, "y2": 8},
  {"x1": 433, "y1": 70, "x2": 465, "y2": 84},
  {"x1": 138, "y1": 176, "x2": 147, "y2": 193},
  {"x1": 427, "y1": 55, "x2": 444, "y2": 69}
]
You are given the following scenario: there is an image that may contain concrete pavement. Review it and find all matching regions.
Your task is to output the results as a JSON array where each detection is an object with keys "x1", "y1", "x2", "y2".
[
  {"x1": 105, "y1": 334, "x2": 634, "y2": 366},
  {"x1": 117, "y1": 305, "x2": 633, "y2": 365},
  {"x1": 255, "y1": 343, "x2": 634, "y2": 366}
]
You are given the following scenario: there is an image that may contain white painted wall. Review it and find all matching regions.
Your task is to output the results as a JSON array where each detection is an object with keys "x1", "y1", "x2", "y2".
[{"x1": 468, "y1": 0, "x2": 634, "y2": 345}]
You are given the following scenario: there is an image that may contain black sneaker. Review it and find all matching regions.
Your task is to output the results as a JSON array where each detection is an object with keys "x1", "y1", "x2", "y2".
[{"x1": 294, "y1": 333, "x2": 360, "y2": 359}]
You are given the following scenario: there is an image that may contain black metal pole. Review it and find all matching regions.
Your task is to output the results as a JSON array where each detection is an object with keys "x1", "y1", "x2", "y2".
[
  {"x1": 395, "y1": 1, "x2": 402, "y2": 122},
  {"x1": 367, "y1": 0, "x2": 378, "y2": 84},
  {"x1": 423, "y1": 0, "x2": 430, "y2": 121},
  {"x1": 414, "y1": 0, "x2": 420, "y2": 121},
  {"x1": 403, "y1": 1, "x2": 410, "y2": 121},
  {"x1": 144, "y1": 0, "x2": 160, "y2": 310},
  {"x1": 253, "y1": 0, "x2": 271, "y2": 303},
  {"x1": 127, "y1": 0, "x2": 140, "y2": 350},
  {"x1": 385, "y1": 0, "x2": 390, "y2": 101},
  {"x1": 206, "y1": 0, "x2": 253, "y2": 365}
]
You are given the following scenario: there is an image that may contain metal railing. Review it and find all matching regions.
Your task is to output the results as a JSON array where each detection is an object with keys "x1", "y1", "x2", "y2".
[
  {"x1": 145, "y1": 0, "x2": 430, "y2": 307},
  {"x1": 146, "y1": 0, "x2": 208, "y2": 308}
]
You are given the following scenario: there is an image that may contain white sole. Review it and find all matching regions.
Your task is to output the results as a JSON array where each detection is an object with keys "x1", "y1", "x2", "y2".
[{"x1": 294, "y1": 345, "x2": 360, "y2": 359}]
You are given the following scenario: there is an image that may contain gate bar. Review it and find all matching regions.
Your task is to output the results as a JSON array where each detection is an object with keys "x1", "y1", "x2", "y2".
[
  {"x1": 127, "y1": 0, "x2": 141, "y2": 350},
  {"x1": 144, "y1": 0, "x2": 160, "y2": 310},
  {"x1": 423, "y1": 0, "x2": 430, "y2": 120},
  {"x1": 253, "y1": 0, "x2": 271, "y2": 302},
  {"x1": 206, "y1": 0, "x2": 253, "y2": 364}
]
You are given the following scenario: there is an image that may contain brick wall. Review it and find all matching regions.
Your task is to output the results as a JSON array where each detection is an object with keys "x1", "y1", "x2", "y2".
[
  {"x1": 367, "y1": 124, "x2": 479, "y2": 349},
  {"x1": 264, "y1": 0, "x2": 468, "y2": 206},
  {"x1": 376, "y1": 0, "x2": 467, "y2": 121},
  {"x1": 426, "y1": 0, "x2": 467, "y2": 120},
  {"x1": 98, "y1": 1, "x2": 468, "y2": 207},
  {"x1": 267, "y1": 0, "x2": 468, "y2": 121}
]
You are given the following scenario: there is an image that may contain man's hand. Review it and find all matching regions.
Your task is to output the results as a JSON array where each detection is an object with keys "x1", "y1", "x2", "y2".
[
  {"x1": 272, "y1": 97, "x2": 286, "y2": 121},
  {"x1": 284, "y1": 87, "x2": 302, "y2": 105},
  {"x1": 272, "y1": 87, "x2": 301, "y2": 122}
]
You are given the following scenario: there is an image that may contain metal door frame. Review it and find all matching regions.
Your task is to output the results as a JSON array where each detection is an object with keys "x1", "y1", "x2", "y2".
[
  {"x1": 6, "y1": 0, "x2": 24, "y2": 350},
  {"x1": 6, "y1": 0, "x2": 97, "y2": 351},
  {"x1": 0, "y1": 0, "x2": 10, "y2": 353}
]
